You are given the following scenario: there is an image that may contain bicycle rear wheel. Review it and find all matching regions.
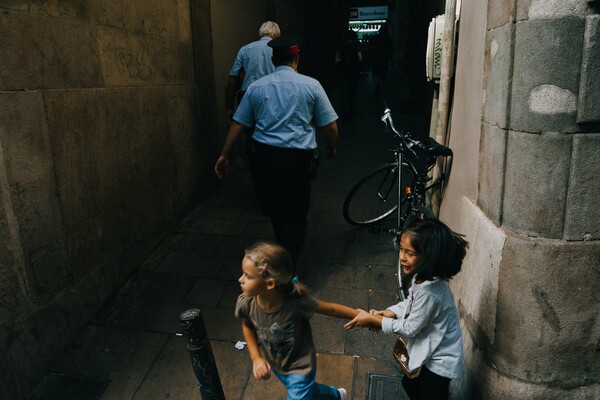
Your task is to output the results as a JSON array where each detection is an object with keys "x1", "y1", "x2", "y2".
[{"x1": 343, "y1": 163, "x2": 414, "y2": 226}]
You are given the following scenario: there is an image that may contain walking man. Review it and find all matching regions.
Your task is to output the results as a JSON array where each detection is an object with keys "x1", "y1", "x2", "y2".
[
  {"x1": 226, "y1": 21, "x2": 281, "y2": 123},
  {"x1": 226, "y1": 21, "x2": 281, "y2": 214},
  {"x1": 215, "y1": 35, "x2": 339, "y2": 267}
]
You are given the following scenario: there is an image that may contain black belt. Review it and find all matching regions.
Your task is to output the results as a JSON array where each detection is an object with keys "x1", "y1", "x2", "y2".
[{"x1": 251, "y1": 140, "x2": 314, "y2": 157}]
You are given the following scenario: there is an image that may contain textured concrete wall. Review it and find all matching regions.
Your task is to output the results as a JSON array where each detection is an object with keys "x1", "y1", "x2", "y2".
[
  {"x1": 442, "y1": 0, "x2": 600, "y2": 398},
  {"x1": 0, "y1": 1, "x2": 215, "y2": 398}
]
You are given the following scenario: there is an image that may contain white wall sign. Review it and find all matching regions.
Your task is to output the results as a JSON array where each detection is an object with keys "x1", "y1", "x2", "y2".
[{"x1": 349, "y1": 6, "x2": 388, "y2": 21}]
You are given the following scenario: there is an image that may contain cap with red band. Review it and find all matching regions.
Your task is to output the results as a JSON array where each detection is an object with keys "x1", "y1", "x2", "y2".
[{"x1": 268, "y1": 35, "x2": 302, "y2": 56}]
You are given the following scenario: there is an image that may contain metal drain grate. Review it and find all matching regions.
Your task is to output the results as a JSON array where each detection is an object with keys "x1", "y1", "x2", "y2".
[
  {"x1": 366, "y1": 373, "x2": 409, "y2": 400},
  {"x1": 26, "y1": 373, "x2": 108, "y2": 400}
]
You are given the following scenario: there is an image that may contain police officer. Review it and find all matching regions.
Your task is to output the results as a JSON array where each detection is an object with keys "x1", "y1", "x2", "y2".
[{"x1": 215, "y1": 35, "x2": 339, "y2": 267}]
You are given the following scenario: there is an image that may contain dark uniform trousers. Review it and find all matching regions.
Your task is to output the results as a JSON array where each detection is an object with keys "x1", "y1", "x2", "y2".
[{"x1": 249, "y1": 140, "x2": 312, "y2": 266}]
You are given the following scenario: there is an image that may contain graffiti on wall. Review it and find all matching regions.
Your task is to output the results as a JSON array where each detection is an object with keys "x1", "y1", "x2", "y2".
[
  {"x1": 114, "y1": 43, "x2": 153, "y2": 80},
  {"x1": 109, "y1": 33, "x2": 175, "y2": 81}
]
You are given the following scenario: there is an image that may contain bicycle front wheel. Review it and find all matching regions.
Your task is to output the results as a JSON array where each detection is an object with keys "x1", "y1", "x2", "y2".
[{"x1": 343, "y1": 163, "x2": 400, "y2": 226}]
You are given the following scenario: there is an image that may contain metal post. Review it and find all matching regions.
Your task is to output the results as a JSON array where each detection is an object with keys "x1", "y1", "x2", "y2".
[
  {"x1": 431, "y1": 0, "x2": 458, "y2": 217},
  {"x1": 179, "y1": 309, "x2": 225, "y2": 400}
]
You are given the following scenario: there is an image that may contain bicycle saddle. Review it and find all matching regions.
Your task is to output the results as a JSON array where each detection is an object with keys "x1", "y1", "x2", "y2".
[{"x1": 416, "y1": 137, "x2": 453, "y2": 157}]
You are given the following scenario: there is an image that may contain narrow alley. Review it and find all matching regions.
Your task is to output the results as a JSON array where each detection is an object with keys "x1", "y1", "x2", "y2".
[{"x1": 31, "y1": 69, "x2": 425, "y2": 400}]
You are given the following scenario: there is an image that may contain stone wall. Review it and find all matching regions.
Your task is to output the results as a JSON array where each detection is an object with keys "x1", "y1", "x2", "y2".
[
  {"x1": 0, "y1": 1, "x2": 217, "y2": 398},
  {"x1": 442, "y1": 0, "x2": 600, "y2": 398}
]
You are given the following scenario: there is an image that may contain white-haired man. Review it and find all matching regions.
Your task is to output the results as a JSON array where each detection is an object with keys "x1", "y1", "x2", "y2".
[{"x1": 226, "y1": 21, "x2": 281, "y2": 122}]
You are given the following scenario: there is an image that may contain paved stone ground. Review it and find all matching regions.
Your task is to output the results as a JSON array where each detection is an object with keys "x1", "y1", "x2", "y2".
[{"x1": 42, "y1": 68, "x2": 424, "y2": 400}]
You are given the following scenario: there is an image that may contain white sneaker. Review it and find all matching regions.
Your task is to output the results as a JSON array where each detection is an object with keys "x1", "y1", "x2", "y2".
[{"x1": 337, "y1": 387, "x2": 347, "y2": 400}]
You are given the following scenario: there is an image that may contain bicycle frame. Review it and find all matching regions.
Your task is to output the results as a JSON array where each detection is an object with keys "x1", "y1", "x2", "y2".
[
  {"x1": 395, "y1": 140, "x2": 407, "y2": 241},
  {"x1": 343, "y1": 106, "x2": 451, "y2": 233},
  {"x1": 381, "y1": 108, "x2": 426, "y2": 242},
  {"x1": 382, "y1": 107, "x2": 455, "y2": 300},
  {"x1": 344, "y1": 106, "x2": 452, "y2": 300}
]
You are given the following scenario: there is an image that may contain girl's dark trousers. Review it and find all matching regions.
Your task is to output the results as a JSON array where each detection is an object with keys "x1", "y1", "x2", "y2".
[{"x1": 402, "y1": 367, "x2": 451, "y2": 400}]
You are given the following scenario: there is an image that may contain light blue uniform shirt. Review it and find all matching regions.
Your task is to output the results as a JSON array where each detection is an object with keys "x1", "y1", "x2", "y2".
[
  {"x1": 233, "y1": 66, "x2": 338, "y2": 150},
  {"x1": 382, "y1": 276, "x2": 464, "y2": 379},
  {"x1": 229, "y1": 37, "x2": 275, "y2": 91}
]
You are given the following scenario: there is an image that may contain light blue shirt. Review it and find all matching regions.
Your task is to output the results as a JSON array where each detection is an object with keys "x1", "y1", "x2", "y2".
[
  {"x1": 229, "y1": 37, "x2": 275, "y2": 91},
  {"x1": 233, "y1": 66, "x2": 338, "y2": 150},
  {"x1": 381, "y1": 276, "x2": 463, "y2": 379}
]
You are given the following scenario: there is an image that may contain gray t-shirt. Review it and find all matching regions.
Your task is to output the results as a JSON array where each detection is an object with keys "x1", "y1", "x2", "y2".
[{"x1": 235, "y1": 293, "x2": 318, "y2": 376}]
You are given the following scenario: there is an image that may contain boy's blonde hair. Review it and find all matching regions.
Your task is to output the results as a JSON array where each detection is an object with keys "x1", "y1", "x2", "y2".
[{"x1": 244, "y1": 241, "x2": 309, "y2": 296}]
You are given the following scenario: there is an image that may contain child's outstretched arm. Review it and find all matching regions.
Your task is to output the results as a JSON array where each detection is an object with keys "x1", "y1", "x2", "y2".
[
  {"x1": 371, "y1": 309, "x2": 397, "y2": 318},
  {"x1": 241, "y1": 318, "x2": 271, "y2": 380},
  {"x1": 344, "y1": 308, "x2": 384, "y2": 330},
  {"x1": 315, "y1": 300, "x2": 359, "y2": 320}
]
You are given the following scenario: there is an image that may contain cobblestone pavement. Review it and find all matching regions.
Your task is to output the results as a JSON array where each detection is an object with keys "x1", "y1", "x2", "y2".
[{"x1": 45, "y1": 69, "x2": 422, "y2": 400}]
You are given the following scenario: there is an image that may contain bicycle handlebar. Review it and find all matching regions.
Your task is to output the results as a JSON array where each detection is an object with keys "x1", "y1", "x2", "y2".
[
  {"x1": 381, "y1": 107, "x2": 420, "y2": 153},
  {"x1": 381, "y1": 107, "x2": 454, "y2": 160}
]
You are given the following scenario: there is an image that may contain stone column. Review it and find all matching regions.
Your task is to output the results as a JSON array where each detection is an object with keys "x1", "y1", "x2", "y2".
[{"x1": 455, "y1": 0, "x2": 600, "y2": 398}]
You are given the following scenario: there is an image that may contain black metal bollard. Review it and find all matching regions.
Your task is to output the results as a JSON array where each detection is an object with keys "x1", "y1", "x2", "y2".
[{"x1": 179, "y1": 309, "x2": 226, "y2": 400}]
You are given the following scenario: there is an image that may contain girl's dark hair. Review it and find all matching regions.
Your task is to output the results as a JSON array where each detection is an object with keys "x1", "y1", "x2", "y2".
[{"x1": 401, "y1": 218, "x2": 468, "y2": 281}]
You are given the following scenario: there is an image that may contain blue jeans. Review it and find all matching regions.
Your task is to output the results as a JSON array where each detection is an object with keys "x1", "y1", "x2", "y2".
[{"x1": 274, "y1": 369, "x2": 340, "y2": 400}]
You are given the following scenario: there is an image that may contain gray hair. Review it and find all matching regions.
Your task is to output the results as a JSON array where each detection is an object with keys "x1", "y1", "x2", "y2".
[{"x1": 259, "y1": 21, "x2": 280, "y2": 39}]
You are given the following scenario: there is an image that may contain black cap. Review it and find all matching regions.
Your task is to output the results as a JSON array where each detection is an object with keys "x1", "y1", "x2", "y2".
[{"x1": 268, "y1": 35, "x2": 302, "y2": 56}]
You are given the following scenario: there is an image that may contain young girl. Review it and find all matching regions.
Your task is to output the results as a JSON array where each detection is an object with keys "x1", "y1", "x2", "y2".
[
  {"x1": 235, "y1": 241, "x2": 359, "y2": 400},
  {"x1": 344, "y1": 218, "x2": 468, "y2": 400}
]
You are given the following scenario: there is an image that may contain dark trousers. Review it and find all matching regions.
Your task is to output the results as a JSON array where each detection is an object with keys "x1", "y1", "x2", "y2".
[
  {"x1": 339, "y1": 70, "x2": 359, "y2": 119},
  {"x1": 402, "y1": 367, "x2": 451, "y2": 400},
  {"x1": 249, "y1": 141, "x2": 312, "y2": 267}
]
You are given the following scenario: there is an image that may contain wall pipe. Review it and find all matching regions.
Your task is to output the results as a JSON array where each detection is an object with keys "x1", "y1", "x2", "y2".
[
  {"x1": 427, "y1": 87, "x2": 440, "y2": 207},
  {"x1": 430, "y1": 0, "x2": 457, "y2": 216}
]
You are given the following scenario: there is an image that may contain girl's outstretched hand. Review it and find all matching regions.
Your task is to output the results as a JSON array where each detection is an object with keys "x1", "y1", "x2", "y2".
[
  {"x1": 344, "y1": 308, "x2": 381, "y2": 330},
  {"x1": 370, "y1": 309, "x2": 396, "y2": 318},
  {"x1": 252, "y1": 357, "x2": 272, "y2": 380}
]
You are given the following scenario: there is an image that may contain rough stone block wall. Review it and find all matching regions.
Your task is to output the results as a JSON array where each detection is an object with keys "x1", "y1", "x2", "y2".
[
  {"x1": 510, "y1": 18, "x2": 584, "y2": 134},
  {"x1": 495, "y1": 234, "x2": 599, "y2": 388},
  {"x1": 0, "y1": 1, "x2": 216, "y2": 398},
  {"x1": 577, "y1": 15, "x2": 600, "y2": 123},
  {"x1": 453, "y1": 0, "x2": 600, "y2": 398},
  {"x1": 503, "y1": 131, "x2": 571, "y2": 238},
  {"x1": 565, "y1": 134, "x2": 600, "y2": 240},
  {"x1": 478, "y1": 124, "x2": 507, "y2": 225}
]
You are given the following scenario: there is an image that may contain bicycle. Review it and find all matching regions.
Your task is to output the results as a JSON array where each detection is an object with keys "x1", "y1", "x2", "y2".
[{"x1": 342, "y1": 106, "x2": 453, "y2": 299}]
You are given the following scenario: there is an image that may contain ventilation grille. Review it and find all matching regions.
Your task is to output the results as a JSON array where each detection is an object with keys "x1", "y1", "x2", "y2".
[{"x1": 366, "y1": 372, "x2": 409, "y2": 400}]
